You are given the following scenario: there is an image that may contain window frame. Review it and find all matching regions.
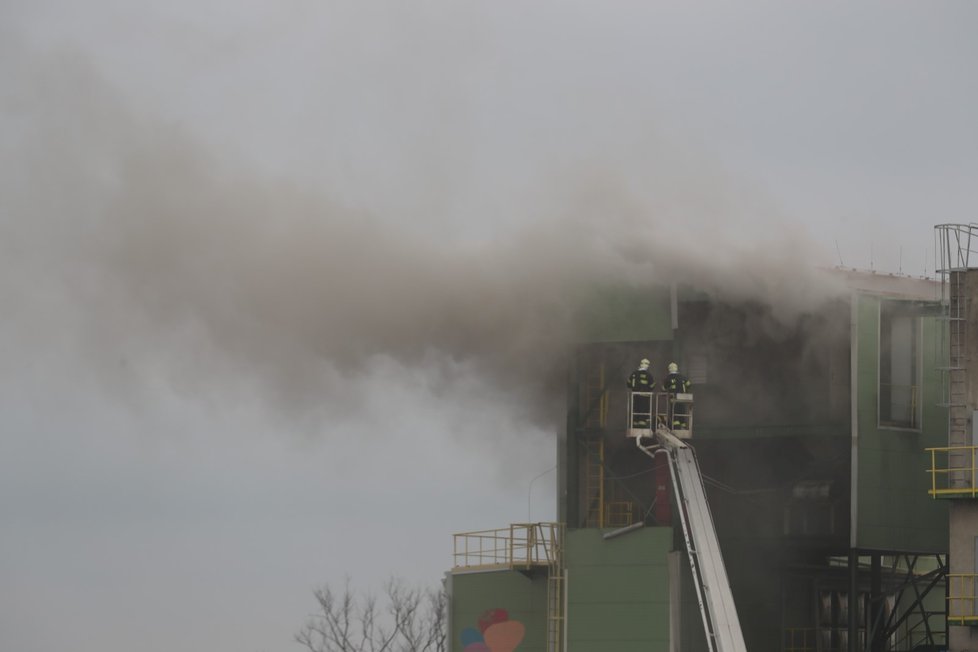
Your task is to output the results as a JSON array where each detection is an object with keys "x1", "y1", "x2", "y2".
[{"x1": 877, "y1": 301, "x2": 923, "y2": 432}]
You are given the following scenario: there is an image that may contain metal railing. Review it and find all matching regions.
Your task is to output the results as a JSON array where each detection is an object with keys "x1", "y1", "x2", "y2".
[
  {"x1": 894, "y1": 612, "x2": 946, "y2": 651},
  {"x1": 452, "y1": 522, "x2": 562, "y2": 571},
  {"x1": 604, "y1": 501, "x2": 634, "y2": 528},
  {"x1": 935, "y1": 224, "x2": 978, "y2": 275},
  {"x1": 627, "y1": 391, "x2": 694, "y2": 437},
  {"x1": 926, "y1": 445, "x2": 978, "y2": 497},
  {"x1": 948, "y1": 573, "x2": 978, "y2": 624},
  {"x1": 783, "y1": 627, "x2": 816, "y2": 652}
]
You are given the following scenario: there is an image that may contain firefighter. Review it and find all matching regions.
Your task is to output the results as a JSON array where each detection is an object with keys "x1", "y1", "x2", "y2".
[
  {"x1": 663, "y1": 362, "x2": 690, "y2": 393},
  {"x1": 627, "y1": 358, "x2": 655, "y2": 392},
  {"x1": 627, "y1": 358, "x2": 655, "y2": 428},
  {"x1": 663, "y1": 362, "x2": 691, "y2": 429}
]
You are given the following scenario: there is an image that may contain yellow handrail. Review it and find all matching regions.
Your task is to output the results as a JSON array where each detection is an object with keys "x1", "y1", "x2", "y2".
[
  {"x1": 948, "y1": 573, "x2": 978, "y2": 623},
  {"x1": 453, "y1": 522, "x2": 562, "y2": 571},
  {"x1": 783, "y1": 628, "x2": 815, "y2": 652},
  {"x1": 925, "y1": 445, "x2": 978, "y2": 497}
]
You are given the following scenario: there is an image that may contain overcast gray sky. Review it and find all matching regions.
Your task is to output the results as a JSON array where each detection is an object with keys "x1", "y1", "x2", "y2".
[{"x1": 2, "y1": 3, "x2": 977, "y2": 651}]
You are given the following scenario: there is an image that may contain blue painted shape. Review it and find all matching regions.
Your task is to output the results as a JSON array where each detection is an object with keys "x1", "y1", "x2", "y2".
[{"x1": 460, "y1": 627, "x2": 483, "y2": 647}]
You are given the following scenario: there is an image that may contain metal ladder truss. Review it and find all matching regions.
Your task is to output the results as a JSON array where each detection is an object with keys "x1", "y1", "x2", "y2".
[
  {"x1": 545, "y1": 523, "x2": 566, "y2": 652},
  {"x1": 638, "y1": 430, "x2": 747, "y2": 652},
  {"x1": 585, "y1": 439, "x2": 604, "y2": 527},
  {"x1": 583, "y1": 358, "x2": 607, "y2": 429}
]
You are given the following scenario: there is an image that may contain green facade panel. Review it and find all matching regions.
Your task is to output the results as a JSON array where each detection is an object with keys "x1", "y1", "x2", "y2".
[
  {"x1": 569, "y1": 602, "x2": 670, "y2": 638},
  {"x1": 568, "y1": 565, "x2": 670, "y2": 603},
  {"x1": 566, "y1": 642, "x2": 666, "y2": 652},
  {"x1": 565, "y1": 528, "x2": 673, "y2": 652},
  {"x1": 854, "y1": 294, "x2": 949, "y2": 551},
  {"x1": 449, "y1": 570, "x2": 548, "y2": 652},
  {"x1": 575, "y1": 285, "x2": 674, "y2": 343}
]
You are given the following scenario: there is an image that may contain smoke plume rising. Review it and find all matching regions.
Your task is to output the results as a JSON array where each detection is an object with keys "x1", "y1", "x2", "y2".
[{"x1": 2, "y1": 41, "x2": 846, "y2": 435}]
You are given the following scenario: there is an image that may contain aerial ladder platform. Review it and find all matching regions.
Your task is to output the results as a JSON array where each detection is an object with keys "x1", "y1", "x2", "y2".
[{"x1": 629, "y1": 392, "x2": 747, "y2": 652}]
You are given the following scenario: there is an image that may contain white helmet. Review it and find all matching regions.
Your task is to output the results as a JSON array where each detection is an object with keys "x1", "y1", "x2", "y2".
[{"x1": 668, "y1": 362, "x2": 678, "y2": 373}]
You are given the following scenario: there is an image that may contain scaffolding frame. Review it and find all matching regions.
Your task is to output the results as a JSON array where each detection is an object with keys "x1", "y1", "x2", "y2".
[
  {"x1": 873, "y1": 554, "x2": 948, "y2": 651},
  {"x1": 935, "y1": 224, "x2": 978, "y2": 493}
]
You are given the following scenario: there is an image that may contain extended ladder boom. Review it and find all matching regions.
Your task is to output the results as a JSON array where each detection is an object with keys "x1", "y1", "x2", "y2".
[{"x1": 638, "y1": 430, "x2": 747, "y2": 652}]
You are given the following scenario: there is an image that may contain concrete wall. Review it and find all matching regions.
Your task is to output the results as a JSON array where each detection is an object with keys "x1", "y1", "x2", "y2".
[
  {"x1": 948, "y1": 269, "x2": 978, "y2": 652},
  {"x1": 949, "y1": 503, "x2": 978, "y2": 651}
]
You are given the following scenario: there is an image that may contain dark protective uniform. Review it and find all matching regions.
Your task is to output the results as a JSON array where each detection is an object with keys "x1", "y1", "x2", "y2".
[
  {"x1": 627, "y1": 369, "x2": 655, "y2": 391},
  {"x1": 627, "y1": 367, "x2": 655, "y2": 428},
  {"x1": 663, "y1": 372, "x2": 690, "y2": 394},
  {"x1": 663, "y1": 372, "x2": 691, "y2": 428}
]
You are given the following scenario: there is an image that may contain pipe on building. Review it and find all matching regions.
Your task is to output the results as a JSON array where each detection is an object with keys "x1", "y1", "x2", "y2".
[{"x1": 602, "y1": 522, "x2": 645, "y2": 540}]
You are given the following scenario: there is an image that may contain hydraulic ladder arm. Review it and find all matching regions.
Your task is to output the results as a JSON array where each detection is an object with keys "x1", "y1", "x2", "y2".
[{"x1": 637, "y1": 429, "x2": 747, "y2": 652}]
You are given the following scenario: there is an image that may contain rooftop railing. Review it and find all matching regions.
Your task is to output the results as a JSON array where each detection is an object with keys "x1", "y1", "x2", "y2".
[{"x1": 452, "y1": 522, "x2": 562, "y2": 572}]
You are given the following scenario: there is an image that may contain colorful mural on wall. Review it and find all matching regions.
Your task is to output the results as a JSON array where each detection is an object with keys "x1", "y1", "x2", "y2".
[{"x1": 460, "y1": 608, "x2": 525, "y2": 651}]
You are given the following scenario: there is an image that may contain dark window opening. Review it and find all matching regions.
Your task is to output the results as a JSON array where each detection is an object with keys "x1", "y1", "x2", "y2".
[{"x1": 879, "y1": 302, "x2": 921, "y2": 430}]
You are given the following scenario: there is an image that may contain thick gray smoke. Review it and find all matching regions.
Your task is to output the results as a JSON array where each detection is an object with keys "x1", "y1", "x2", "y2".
[{"x1": 2, "y1": 42, "x2": 847, "y2": 434}]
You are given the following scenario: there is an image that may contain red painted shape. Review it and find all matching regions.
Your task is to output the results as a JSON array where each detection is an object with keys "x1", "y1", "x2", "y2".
[
  {"x1": 483, "y1": 620, "x2": 525, "y2": 652},
  {"x1": 477, "y1": 608, "x2": 508, "y2": 633},
  {"x1": 654, "y1": 452, "x2": 672, "y2": 525}
]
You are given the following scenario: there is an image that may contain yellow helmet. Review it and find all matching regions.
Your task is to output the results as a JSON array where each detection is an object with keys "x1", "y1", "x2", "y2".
[{"x1": 668, "y1": 362, "x2": 678, "y2": 373}]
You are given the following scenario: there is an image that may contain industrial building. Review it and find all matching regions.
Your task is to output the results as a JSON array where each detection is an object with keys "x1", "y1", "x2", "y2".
[{"x1": 446, "y1": 225, "x2": 978, "y2": 652}]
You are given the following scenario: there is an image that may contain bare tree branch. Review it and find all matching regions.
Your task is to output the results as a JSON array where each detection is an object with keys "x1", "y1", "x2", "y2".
[{"x1": 296, "y1": 577, "x2": 446, "y2": 652}]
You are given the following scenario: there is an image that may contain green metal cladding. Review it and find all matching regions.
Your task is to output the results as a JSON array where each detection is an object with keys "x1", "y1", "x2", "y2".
[
  {"x1": 450, "y1": 570, "x2": 548, "y2": 652},
  {"x1": 854, "y1": 294, "x2": 948, "y2": 551},
  {"x1": 564, "y1": 528, "x2": 673, "y2": 652},
  {"x1": 574, "y1": 285, "x2": 674, "y2": 343}
]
